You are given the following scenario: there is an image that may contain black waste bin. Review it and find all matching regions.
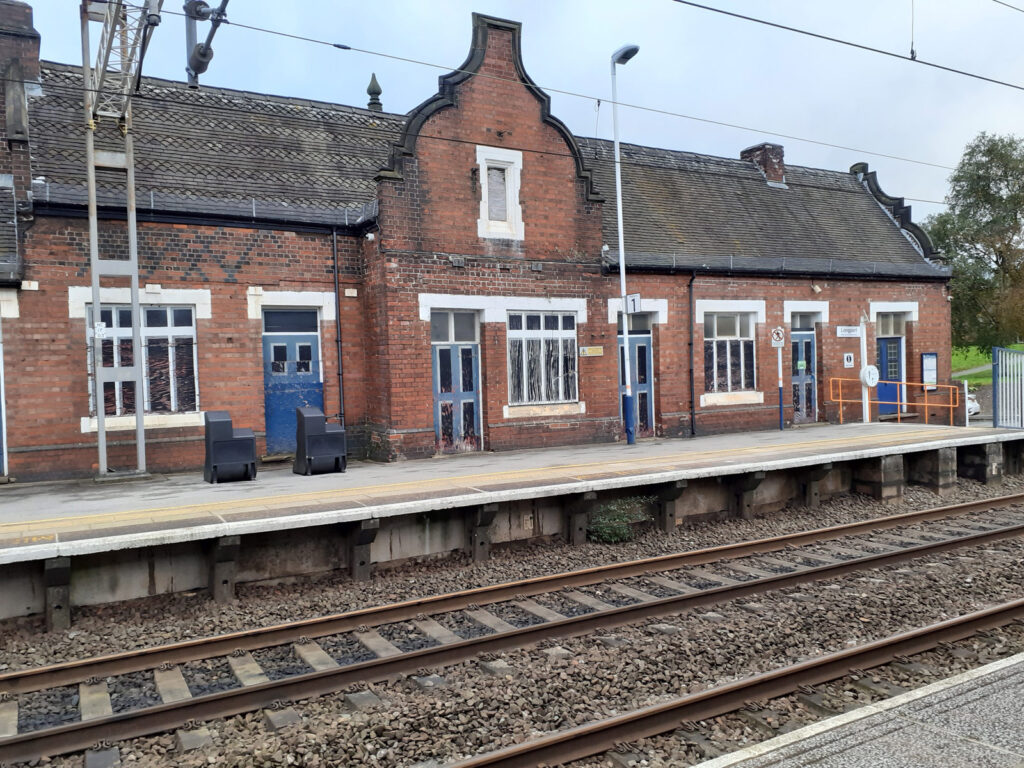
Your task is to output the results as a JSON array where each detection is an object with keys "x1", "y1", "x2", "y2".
[
  {"x1": 294, "y1": 406, "x2": 347, "y2": 475},
  {"x1": 204, "y1": 410, "x2": 257, "y2": 483}
]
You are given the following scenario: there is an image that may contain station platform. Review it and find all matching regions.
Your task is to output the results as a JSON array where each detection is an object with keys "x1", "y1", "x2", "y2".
[
  {"x1": 0, "y1": 421, "x2": 1019, "y2": 566},
  {"x1": 696, "y1": 650, "x2": 1024, "y2": 768}
]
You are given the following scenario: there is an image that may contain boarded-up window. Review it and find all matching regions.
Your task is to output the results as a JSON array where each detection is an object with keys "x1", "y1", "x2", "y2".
[
  {"x1": 87, "y1": 304, "x2": 199, "y2": 416},
  {"x1": 703, "y1": 312, "x2": 756, "y2": 394},
  {"x1": 487, "y1": 166, "x2": 508, "y2": 221},
  {"x1": 507, "y1": 312, "x2": 578, "y2": 405}
]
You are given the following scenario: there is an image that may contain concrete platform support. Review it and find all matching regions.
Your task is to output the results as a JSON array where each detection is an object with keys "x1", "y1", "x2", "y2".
[
  {"x1": 852, "y1": 455, "x2": 905, "y2": 502},
  {"x1": 465, "y1": 503, "x2": 498, "y2": 562},
  {"x1": 348, "y1": 518, "x2": 379, "y2": 580},
  {"x1": 729, "y1": 471, "x2": 765, "y2": 520},
  {"x1": 654, "y1": 481, "x2": 687, "y2": 532},
  {"x1": 958, "y1": 443, "x2": 1003, "y2": 485},
  {"x1": 208, "y1": 535, "x2": 240, "y2": 604},
  {"x1": 44, "y1": 556, "x2": 71, "y2": 631},
  {"x1": 563, "y1": 491, "x2": 596, "y2": 545},
  {"x1": 801, "y1": 464, "x2": 831, "y2": 508},
  {"x1": 907, "y1": 448, "x2": 957, "y2": 496},
  {"x1": 1002, "y1": 440, "x2": 1023, "y2": 476}
]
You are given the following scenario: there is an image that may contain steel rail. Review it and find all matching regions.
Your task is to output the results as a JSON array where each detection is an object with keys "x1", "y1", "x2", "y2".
[
  {"x1": 448, "y1": 598, "x2": 1024, "y2": 768},
  {"x1": 2, "y1": 520, "x2": 1023, "y2": 763},
  {"x1": 3, "y1": 492, "x2": 1024, "y2": 696}
]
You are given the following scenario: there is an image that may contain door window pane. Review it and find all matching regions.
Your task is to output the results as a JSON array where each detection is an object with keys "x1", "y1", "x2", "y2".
[
  {"x1": 438, "y1": 348, "x2": 452, "y2": 393},
  {"x1": 296, "y1": 343, "x2": 312, "y2": 373},
  {"x1": 462, "y1": 401, "x2": 476, "y2": 440},
  {"x1": 460, "y1": 347, "x2": 474, "y2": 392},
  {"x1": 272, "y1": 344, "x2": 287, "y2": 373},
  {"x1": 637, "y1": 344, "x2": 648, "y2": 384}
]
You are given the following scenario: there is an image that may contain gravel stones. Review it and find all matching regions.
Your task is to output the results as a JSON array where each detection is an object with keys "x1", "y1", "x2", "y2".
[
  {"x1": 108, "y1": 669, "x2": 162, "y2": 713},
  {"x1": 180, "y1": 657, "x2": 239, "y2": 698},
  {"x1": 17, "y1": 684, "x2": 79, "y2": 732},
  {"x1": 315, "y1": 633, "x2": 376, "y2": 666}
]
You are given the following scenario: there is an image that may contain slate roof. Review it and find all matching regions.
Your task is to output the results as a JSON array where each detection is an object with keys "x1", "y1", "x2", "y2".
[
  {"x1": 27, "y1": 61, "x2": 945, "y2": 279},
  {"x1": 577, "y1": 138, "x2": 948, "y2": 279},
  {"x1": 29, "y1": 62, "x2": 404, "y2": 226}
]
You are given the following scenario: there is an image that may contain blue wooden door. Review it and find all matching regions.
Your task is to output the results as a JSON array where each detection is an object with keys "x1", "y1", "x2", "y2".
[
  {"x1": 433, "y1": 343, "x2": 481, "y2": 452},
  {"x1": 262, "y1": 310, "x2": 323, "y2": 455},
  {"x1": 618, "y1": 334, "x2": 654, "y2": 437},
  {"x1": 791, "y1": 330, "x2": 816, "y2": 423},
  {"x1": 876, "y1": 337, "x2": 902, "y2": 415}
]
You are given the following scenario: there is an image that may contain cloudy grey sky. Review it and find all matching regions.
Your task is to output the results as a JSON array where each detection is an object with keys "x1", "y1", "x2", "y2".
[{"x1": 32, "y1": 1, "x2": 1024, "y2": 222}]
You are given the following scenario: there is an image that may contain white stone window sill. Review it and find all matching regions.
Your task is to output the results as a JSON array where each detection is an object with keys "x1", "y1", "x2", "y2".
[
  {"x1": 699, "y1": 391, "x2": 764, "y2": 407},
  {"x1": 80, "y1": 412, "x2": 205, "y2": 433},
  {"x1": 503, "y1": 402, "x2": 586, "y2": 419}
]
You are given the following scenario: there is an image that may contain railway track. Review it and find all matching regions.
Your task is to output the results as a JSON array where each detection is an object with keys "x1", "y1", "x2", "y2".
[
  {"x1": 448, "y1": 599, "x2": 1024, "y2": 768},
  {"x1": 2, "y1": 493, "x2": 1024, "y2": 763}
]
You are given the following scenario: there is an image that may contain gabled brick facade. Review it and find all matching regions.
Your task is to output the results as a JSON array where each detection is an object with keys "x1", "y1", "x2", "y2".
[{"x1": 0, "y1": 6, "x2": 951, "y2": 481}]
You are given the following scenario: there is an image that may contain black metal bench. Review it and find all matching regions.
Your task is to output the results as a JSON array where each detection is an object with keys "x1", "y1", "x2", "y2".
[
  {"x1": 294, "y1": 406, "x2": 347, "y2": 475},
  {"x1": 204, "y1": 410, "x2": 257, "y2": 483}
]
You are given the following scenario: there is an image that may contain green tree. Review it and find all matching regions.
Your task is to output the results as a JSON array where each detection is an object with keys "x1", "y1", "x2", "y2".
[{"x1": 925, "y1": 132, "x2": 1024, "y2": 347}]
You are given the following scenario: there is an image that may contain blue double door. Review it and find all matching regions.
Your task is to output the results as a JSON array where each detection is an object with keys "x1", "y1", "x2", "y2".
[
  {"x1": 262, "y1": 309, "x2": 324, "y2": 456},
  {"x1": 791, "y1": 330, "x2": 817, "y2": 423},
  {"x1": 876, "y1": 337, "x2": 904, "y2": 415},
  {"x1": 431, "y1": 311, "x2": 481, "y2": 453}
]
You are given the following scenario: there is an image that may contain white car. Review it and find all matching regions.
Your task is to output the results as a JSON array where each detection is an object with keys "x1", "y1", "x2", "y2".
[{"x1": 967, "y1": 392, "x2": 981, "y2": 416}]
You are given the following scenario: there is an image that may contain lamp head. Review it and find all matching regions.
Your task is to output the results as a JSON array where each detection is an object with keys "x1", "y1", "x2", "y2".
[{"x1": 611, "y1": 45, "x2": 640, "y2": 65}]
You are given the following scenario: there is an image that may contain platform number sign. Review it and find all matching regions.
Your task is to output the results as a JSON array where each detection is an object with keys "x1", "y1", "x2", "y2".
[
  {"x1": 626, "y1": 293, "x2": 642, "y2": 314},
  {"x1": 771, "y1": 327, "x2": 785, "y2": 348}
]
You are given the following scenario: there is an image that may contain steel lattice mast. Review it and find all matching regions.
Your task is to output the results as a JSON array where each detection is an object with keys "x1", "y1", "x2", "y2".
[{"x1": 79, "y1": 1, "x2": 162, "y2": 476}]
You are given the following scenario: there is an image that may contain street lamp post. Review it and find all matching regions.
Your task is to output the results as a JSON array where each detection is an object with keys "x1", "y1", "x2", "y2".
[{"x1": 611, "y1": 44, "x2": 639, "y2": 445}]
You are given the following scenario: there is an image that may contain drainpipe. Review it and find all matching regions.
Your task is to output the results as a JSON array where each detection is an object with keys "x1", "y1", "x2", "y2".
[
  {"x1": 688, "y1": 270, "x2": 697, "y2": 437},
  {"x1": 331, "y1": 227, "x2": 346, "y2": 428}
]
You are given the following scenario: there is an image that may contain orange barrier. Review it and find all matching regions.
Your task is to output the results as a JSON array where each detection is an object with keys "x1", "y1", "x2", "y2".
[{"x1": 829, "y1": 378, "x2": 960, "y2": 425}]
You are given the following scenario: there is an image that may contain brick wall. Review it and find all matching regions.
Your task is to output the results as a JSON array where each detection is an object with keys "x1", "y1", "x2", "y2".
[{"x1": 4, "y1": 216, "x2": 364, "y2": 479}]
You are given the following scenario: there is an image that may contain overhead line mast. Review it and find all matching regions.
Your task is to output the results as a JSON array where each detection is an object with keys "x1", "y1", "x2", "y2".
[{"x1": 79, "y1": 0, "x2": 162, "y2": 477}]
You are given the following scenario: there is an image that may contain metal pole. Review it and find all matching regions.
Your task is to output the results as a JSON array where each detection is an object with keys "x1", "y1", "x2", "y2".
[
  {"x1": 611, "y1": 56, "x2": 635, "y2": 445},
  {"x1": 777, "y1": 345, "x2": 783, "y2": 430},
  {"x1": 963, "y1": 379, "x2": 968, "y2": 427},
  {"x1": 82, "y1": 5, "x2": 107, "y2": 475},
  {"x1": 124, "y1": 124, "x2": 147, "y2": 472},
  {"x1": 860, "y1": 318, "x2": 870, "y2": 423}
]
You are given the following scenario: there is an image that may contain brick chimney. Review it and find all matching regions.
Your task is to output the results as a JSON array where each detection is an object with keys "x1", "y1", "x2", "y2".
[
  {"x1": 0, "y1": 0, "x2": 39, "y2": 286},
  {"x1": 741, "y1": 142, "x2": 786, "y2": 187}
]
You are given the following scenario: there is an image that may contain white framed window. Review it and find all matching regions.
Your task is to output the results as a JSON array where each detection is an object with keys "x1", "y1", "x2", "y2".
[
  {"x1": 704, "y1": 312, "x2": 756, "y2": 393},
  {"x1": 476, "y1": 145, "x2": 524, "y2": 240},
  {"x1": 86, "y1": 304, "x2": 199, "y2": 416},
  {"x1": 876, "y1": 312, "x2": 907, "y2": 336},
  {"x1": 507, "y1": 311, "x2": 577, "y2": 404}
]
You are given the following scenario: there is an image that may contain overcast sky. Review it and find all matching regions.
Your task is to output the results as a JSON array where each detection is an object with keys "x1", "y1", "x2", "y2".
[{"x1": 31, "y1": 1, "x2": 1024, "y2": 223}]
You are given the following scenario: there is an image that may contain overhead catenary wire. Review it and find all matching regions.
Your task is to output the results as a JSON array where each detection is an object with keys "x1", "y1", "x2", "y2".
[
  {"x1": 671, "y1": 0, "x2": 1024, "y2": 94},
  {"x1": 991, "y1": 0, "x2": 1024, "y2": 14},
  {"x1": 111, "y1": 2, "x2": 955, "y2": 172}
]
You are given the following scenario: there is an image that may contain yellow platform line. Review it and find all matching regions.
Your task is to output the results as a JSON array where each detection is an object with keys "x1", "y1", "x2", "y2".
[{"x1": 0, "y1": 427, "x2": 959, "y2": 534}]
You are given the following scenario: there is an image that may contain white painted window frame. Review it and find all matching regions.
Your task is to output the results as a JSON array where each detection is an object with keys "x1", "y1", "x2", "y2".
[
  {"x1": 418, "y1": 294, "x2": 587, "y2": 324},
  {"x1": 506, "y1": 311, "x2": 579, "y2": 405},
  {"x1": 85, "y1": 303, "x2": 200, "y2": 418},
  {"x1": 783, "y1": 300, "x2": 829, "y2": 324},
  {"x1": 476, "y1": 145, "x2": 524, "y2": 241}
]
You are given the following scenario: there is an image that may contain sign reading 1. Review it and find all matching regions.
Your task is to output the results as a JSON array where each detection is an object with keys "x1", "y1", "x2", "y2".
[{"x1": 626, "y1": 293, "x2": 642, "y2": 314}]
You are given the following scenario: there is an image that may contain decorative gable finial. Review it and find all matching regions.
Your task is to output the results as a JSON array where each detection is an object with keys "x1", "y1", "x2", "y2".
[{"x1": 367, "y1": 73, "x2": 382, "y2": 112}]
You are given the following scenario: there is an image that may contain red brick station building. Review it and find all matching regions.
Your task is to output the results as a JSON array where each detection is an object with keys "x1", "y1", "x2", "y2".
[{"x1": 0, "y1": 4, "x2": 951, "y2": 481}]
